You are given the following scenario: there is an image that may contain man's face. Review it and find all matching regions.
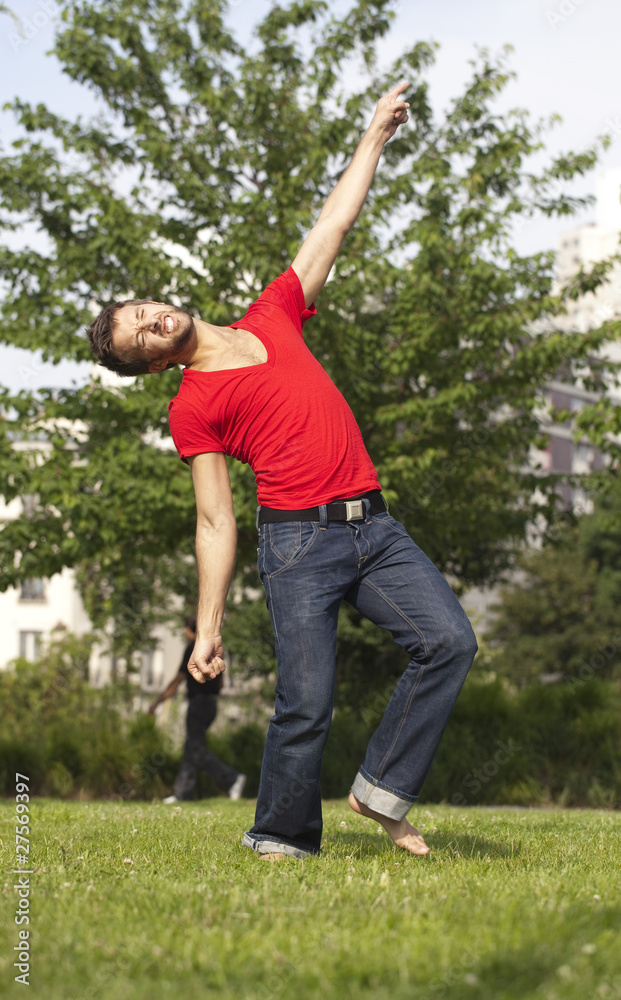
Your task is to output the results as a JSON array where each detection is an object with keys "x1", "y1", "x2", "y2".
[{"x1": 112, "y1": 301, "x2": 195, "y2": 370}]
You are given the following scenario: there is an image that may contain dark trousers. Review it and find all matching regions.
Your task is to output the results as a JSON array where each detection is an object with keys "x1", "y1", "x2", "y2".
[
  {"x1": 173, "y1": 696, "x2": 238, "y2": 800},
  {"x1": 244, "y1": 509, "x2": 477, "y2": 858}
]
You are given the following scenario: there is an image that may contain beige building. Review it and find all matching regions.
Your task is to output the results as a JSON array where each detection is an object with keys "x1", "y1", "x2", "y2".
[
  {"x1": 0, "y1": 487, "x2": 185, "y2": 691},
  {"x1": 540, "y1": 167, "x2": 621, "y2": 507}
]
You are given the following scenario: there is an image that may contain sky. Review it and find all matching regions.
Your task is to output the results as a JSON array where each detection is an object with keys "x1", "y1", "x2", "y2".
[{"x1": 0, "y1": 0, "x2": 619, "y2": 392}]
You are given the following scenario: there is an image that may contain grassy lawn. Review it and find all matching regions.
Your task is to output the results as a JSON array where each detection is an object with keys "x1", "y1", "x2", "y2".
[{"x1": 1, "y1": 798, "x2": 620, "y2": 1000}]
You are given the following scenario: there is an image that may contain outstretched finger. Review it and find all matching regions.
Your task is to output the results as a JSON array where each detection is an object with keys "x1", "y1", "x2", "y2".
[{"x1": 387, "y1": 78, "x2": 409, "y2": 102}]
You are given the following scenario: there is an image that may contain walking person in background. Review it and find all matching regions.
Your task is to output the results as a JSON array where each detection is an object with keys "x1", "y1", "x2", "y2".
[{"x1": 149, "y1": 615, "x2": 246, "y2": 803}]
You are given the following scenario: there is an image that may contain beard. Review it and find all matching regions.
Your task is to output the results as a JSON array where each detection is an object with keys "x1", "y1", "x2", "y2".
[{"x1": 157, "y1": 308, "x2": 196, "y2": 362}]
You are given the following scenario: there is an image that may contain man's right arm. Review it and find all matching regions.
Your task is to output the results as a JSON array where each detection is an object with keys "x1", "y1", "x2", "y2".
[
  {"x1": 188, "y1": 452, "x2": 237, "y2": 681},
  {"x1": 291, "y1": 80, "x2": 409, "y2": 308}
]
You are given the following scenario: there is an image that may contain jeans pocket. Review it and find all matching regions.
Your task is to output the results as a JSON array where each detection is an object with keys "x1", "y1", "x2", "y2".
[
  {"x1": 268, "y1": 522, "x2": 302, "y2": 564},
  {"x1": 265, "y1": 521, "x2": 318, "y2": 576}
]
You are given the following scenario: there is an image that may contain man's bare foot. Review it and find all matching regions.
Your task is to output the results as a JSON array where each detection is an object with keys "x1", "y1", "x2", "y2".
[
  {"x1": 259, "y1": 851, "x2": 288, "y2": 861},
  {"x1": 348, "y1": 791, "x2": 430, "y2": 855}
]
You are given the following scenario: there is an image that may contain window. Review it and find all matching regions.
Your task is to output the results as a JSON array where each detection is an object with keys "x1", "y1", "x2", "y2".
[
  {"x1": 20, "y1": 578, "x2": 45, "y2": 601},
  {"x1": 573, "y1": 442, "x2": 592, "y2": 466},
  {"x1": 19, "y1": 631, "x2": 43, "y2": 661},
  {"x1": 21, "y1": 494, "x2": 39, "y2": 518}
]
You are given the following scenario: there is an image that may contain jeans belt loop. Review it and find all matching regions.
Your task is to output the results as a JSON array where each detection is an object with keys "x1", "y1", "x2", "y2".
[
  {"x1": 319, "y1": 503, "x2": 328, "y2": 530},
  {"x1": 362, "y1": 498, "x2": 372, "y2": 524}
]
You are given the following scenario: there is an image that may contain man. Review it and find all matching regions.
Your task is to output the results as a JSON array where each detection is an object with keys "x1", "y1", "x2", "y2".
[
  {"x1": 149, "y1": 615, "x2": 246, "y2": 803},
  {"x1": 87, "y1": 81, "x2": 478, "y2": 860}
]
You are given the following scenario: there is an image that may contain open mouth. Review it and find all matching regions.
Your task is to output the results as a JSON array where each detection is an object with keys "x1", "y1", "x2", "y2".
[{"x1": 163, "y1": 315, "x2": 175, "y2": 334}]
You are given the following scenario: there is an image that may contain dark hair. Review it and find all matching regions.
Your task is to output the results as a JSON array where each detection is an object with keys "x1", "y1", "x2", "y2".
[
  {"x1": 184, "y1": 614, "x2": 197, "y2": 633},
  {"x1": 85, "y1": 298, "x2": 177, "y2": 377}
]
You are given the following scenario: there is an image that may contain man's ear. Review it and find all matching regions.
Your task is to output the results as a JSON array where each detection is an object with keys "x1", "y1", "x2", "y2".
[{"x1": 148, "y1": 358, "x2": 169, "y2": 373}]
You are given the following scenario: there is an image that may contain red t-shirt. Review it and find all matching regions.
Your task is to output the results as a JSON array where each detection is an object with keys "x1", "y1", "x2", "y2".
[{"x1": 168, "y1": 267, "x2": 381, "y2": 509}]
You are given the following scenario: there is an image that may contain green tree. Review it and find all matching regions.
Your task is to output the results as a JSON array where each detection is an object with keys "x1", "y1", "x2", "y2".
[
  {"x1": 0, "y1": 0, "x2": 620, "y2": 682},
  {"x1": 486, "y1": 475, "x2": 621, "y2": 687}
]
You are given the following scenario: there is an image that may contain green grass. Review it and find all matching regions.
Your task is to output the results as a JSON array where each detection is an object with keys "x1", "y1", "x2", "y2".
[{"x1": 1, "y1": 799, "x2": 620, "y2": 1000}]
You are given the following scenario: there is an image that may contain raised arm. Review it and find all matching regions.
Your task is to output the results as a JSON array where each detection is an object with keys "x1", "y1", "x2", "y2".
[
  {"x1": 291, "y1": 80, "x2": 410, "y2": 308},
  {"x1": 188, "y1": 452, "x2": 237, "y2": 681}
]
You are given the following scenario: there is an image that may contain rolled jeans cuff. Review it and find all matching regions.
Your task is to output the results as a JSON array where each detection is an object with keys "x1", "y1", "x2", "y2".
[
  {"x1": 351, "y1": 769, "x2": 416, "y2": 821},
  {"x1": 241, "y1": 832, "x2": 314, "y2": 860}
]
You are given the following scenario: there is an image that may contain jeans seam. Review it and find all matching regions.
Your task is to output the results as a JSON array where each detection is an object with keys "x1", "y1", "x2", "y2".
[
  {"x1": 360, "y1": 577, "x2": 431, "y2": 659},
  {"x1": 375, "y1": 513, "x2": 408, "y2": 537},
  {"x1": 264, "y1": 574, "x2": 279, "y2": 645},
  {"x1": 358, "y1": 576, "x2": 431, "y2": 782},
  {"x1": 375, "y1": 662, "x2": 426, "y2": 781}
]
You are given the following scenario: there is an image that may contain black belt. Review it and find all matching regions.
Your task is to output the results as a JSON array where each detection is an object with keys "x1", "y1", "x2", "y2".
[{"x1": 258, "y1": 490, "x2": 387, "y2": 524}]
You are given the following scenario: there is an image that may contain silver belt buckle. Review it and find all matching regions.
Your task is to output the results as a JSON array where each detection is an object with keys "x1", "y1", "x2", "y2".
[{"x1": 345, "y1": 499, "x2": 364, "y2": 520}]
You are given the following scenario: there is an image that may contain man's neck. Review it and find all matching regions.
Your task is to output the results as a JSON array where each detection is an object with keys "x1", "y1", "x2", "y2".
[{"x1": 179, "y1": 317, "x2": 226, "y2": 369}]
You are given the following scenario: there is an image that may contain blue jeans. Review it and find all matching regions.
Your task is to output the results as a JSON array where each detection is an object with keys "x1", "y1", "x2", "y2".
[{"x1": 242, "y1": 504, "x2": 477, "y2": 859}]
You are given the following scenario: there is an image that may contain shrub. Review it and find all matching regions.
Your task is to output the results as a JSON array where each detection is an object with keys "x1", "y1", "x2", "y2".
[{"x1": 1, "y1": 633, "x2": 619, "y2": 808}]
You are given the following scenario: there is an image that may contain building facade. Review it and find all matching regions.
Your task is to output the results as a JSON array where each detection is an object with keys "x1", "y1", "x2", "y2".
[
  {"x1": 546, "y1": 167, "x2": 621, "y2": 501},
  {"x1": 0, "y1": 490, "x2": 186, "y2": 690}
]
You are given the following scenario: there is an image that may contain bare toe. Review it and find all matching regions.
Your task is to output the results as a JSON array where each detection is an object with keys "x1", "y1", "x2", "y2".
[
  {"x1": 348, "y1": 791, "x2": 430, "y2": 855},
  {"x1": 394, "y1": 824, "x2": 430, "y2": 855}
]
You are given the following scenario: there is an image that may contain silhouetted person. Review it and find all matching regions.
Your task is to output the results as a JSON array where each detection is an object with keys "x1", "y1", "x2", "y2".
[{"x1": 149, "y1": 615, "x2": 246, "y2": 802}]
